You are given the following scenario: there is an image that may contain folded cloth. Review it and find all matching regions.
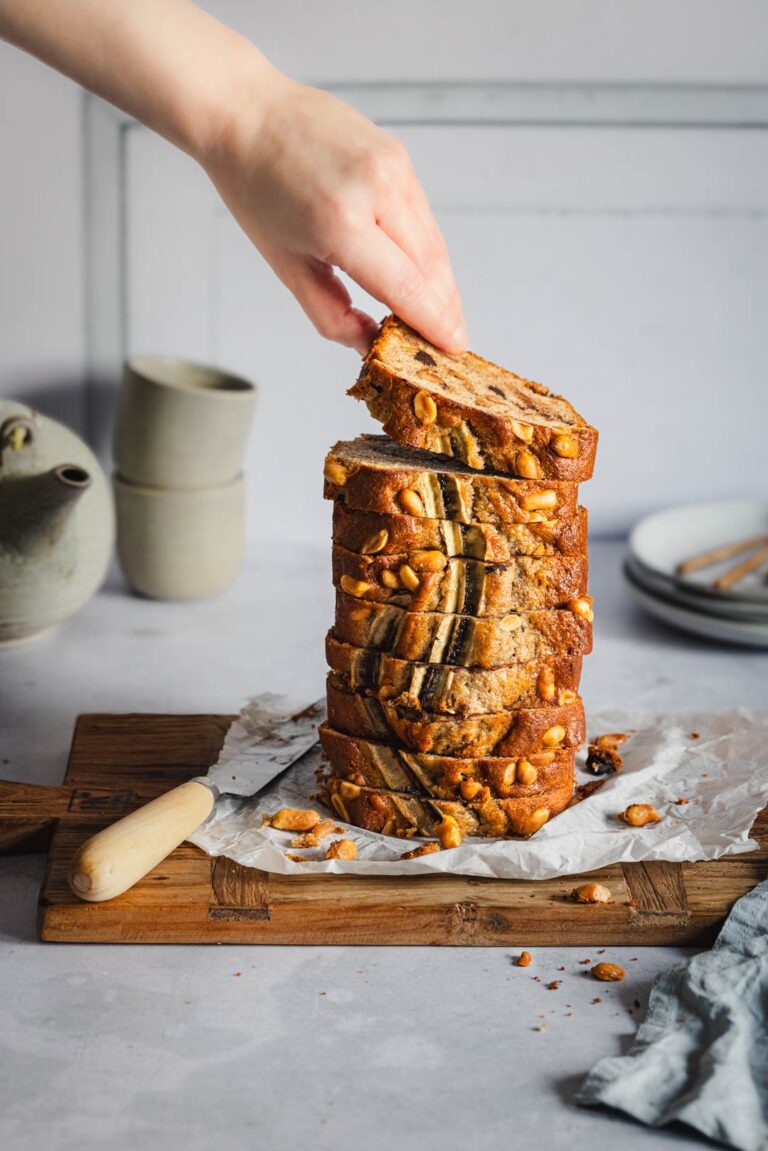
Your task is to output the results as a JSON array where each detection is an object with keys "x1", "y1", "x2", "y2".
[{"x1": 576, "y1": 879, "x2": 768, "y2": 1151}]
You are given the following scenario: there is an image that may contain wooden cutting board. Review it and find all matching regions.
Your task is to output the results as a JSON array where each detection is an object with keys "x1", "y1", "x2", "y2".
[{"x1": 1, "y1": 713, "x2": 765, "y2": 946}]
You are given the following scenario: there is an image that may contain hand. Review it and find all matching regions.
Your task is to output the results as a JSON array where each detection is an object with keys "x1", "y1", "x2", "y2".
[{"x1": 203, "y1": 75, "x2": 467, "y2": 355}]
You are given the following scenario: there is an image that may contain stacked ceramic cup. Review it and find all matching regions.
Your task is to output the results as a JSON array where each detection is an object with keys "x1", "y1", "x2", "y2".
[{"x1": 113, "y1": 356, "x2": 256, "y2": 600}]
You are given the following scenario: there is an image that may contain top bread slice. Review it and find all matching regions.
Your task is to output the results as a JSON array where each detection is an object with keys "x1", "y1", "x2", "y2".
[
  {"x1": 324, "y1": 436, "x2": 579, "y2": 526},
  {"x1": 349, "y1": 317, "x2": 597, "y2": 480}
]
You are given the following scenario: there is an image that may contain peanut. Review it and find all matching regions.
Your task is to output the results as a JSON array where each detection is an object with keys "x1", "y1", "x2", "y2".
[
  {"x1": 516, "y1": 950, "x2": 533, "y2": 967},
  {"x1": 592, "y1": 962, "x2": 625, "y2": 982},
  {"x1": 511, "y1": 420, "x2": 534, "y2": 443},
  {"x1": 270, "y1": 808, "x2": 320, "y2": 832},
  {"x1": 522, "y1": 489, "x2": 558, "y2": 512},
  {"x1": 325, "y1": 838, "x2": 357, "y2": 861},
  {"x1": 413, "y1": 390, "x2": 438, "y2": 426},
  {"x1": 436, "y1": 815, "x2": 463, "y2": 850},
  {"x1": 558, "y1": 689, "x2": 578, "y2": 705},
  {"x1": 552, "y1": 434, "x2": 578, "y2": 459},
  {"x1": 528, "y1": 750, "x2": 556, "y2": 767},
  {"x1": 572, "y1": 883, "x2": 612, "y2": 904},
  {"x1": 340, "y1": 575, "x2": 372, "y2": 598},
  {"x1": 398, "y1": 564, "x2": 421, "y2": 592},
  {"x1": 398, "y1": 488, "x2": 425, "y2": 517},
  {"x1": 409, "y1": 549, "x2": 447, "y2": 571},
  {"x1": 570, "y1": 595, "x2": 594, "y2": 622},
  {"x1": 621, "y1": 804, "x2": 661, "y2": 827},
  {"x1": 339, "y1": 780, "x2": 362, "y2": 799},
  {"x1": 361, "y1": 529, "x2": 389, "y2": 554},
  {"x1": 537, "y1": 667, "x2": 556, "y2": 702},
  {"x1": 517, "y1": 807, "x2": 549, "y2": 837},
  {"x1": 501, "y1": 763, "x2": 518, "y2": 788},
  {"x1": 516, "y1": 449, "x2": 542, "y2": 479},
  {"x1": 459, "y1": 779, "x2": 484, "y2": 801},
  {"x1": 381, "y1": 570, "x2": 400, "y2": 589},
  {"x1": 516, "y1": 759, "x2": 538, "y2": 786},
  {"x1": 323, "y1": 457, "x2": 349, "y2": 486},
  {"x1": 500, "y1": 613, "x2": 522, "y2": 631},
  {"x1": 542, "y1": 724, "x2": 566, "y2": 747}
]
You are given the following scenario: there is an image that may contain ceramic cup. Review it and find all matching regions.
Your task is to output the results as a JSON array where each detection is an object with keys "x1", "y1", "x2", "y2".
[
  {"x1": 114, "y1": 356, "x2": 256, "y2": 489},
  {"x1": 114, "y1": 473, "x2": 245, "y2": 600}
]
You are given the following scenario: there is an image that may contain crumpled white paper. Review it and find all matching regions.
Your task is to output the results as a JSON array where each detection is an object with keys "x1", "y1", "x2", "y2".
[{"x1": 188, "y1": 697, "x2": 768, "y2": 880}]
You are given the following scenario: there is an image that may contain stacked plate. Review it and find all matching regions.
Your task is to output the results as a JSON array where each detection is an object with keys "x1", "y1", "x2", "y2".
[{"x1": 624, "y1": 501, "x2": 768, "y2": 647}]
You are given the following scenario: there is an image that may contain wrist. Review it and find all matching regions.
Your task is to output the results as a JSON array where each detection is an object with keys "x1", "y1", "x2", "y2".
[{"x1": 186, "y1": 33, "x2": 289, "y2": 170}]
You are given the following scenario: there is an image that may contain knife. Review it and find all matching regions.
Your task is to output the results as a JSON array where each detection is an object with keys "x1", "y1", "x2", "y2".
[{"x1": 68, "y1": 697, "x2": 325, "y2": 903}]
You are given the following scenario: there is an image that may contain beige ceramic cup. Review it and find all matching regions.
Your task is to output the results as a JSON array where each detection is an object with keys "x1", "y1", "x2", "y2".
[
  {"x1": 114, "y1": 356, "x2": 256, "y2": 489},
  {"x1": 114, "y1": 473, "x2": 245, "y2": 600}
]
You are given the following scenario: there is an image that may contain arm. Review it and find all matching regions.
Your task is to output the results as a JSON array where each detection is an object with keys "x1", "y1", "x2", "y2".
[{"x1": 0, "y1": 0, "x2": 466, "y2": 354}]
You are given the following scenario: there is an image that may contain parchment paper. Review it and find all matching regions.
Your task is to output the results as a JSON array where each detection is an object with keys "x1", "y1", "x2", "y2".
[{"x1": 189, "y1": 697, "x2": 768, "y2": 880}]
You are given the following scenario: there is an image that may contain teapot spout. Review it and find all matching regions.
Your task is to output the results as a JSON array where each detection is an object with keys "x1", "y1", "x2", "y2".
[{"x1": 0, "y1": 464, "x2": 92, "y2": 557}]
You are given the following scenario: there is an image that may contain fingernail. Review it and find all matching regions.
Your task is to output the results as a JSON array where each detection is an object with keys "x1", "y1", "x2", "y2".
[{"x1": 449, "y1": 321, "x2": 468, "y2": 351}]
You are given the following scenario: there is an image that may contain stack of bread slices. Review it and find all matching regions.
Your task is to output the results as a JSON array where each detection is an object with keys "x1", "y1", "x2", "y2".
[{"x1": 320, "y1": 316, "x2": 597, "y2": 850}]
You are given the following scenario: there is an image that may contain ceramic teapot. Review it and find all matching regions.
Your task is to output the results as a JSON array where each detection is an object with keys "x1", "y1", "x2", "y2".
[{"x1": 0, "y1": 401, "x2": 114, "y2": 645}]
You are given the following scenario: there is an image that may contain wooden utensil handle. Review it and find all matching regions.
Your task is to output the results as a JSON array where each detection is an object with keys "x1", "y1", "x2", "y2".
[{"x1": 68, "y1": 780, "x2": 215, "y2": 902}]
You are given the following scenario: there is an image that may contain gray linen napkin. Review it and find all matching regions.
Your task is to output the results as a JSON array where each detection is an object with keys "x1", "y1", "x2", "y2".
[{"x1": 576, "y1": 879, "x2": 768, "y2": 1151}]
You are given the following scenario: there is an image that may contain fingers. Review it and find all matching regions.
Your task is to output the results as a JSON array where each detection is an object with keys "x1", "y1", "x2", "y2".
[
  {"x1": 276, "y1": 254, "x2": 378, "y2": 355},
  {"x1": 338, "y1": 225, "x2": 467, "y2": 353}
]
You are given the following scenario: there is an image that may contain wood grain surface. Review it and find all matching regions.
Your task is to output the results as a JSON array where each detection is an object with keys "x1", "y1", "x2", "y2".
[{"x1": 0, "y1": 714, "x2": 764, "y2": 946}]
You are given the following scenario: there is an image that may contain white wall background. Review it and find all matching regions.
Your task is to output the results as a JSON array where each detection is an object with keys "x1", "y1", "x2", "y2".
[{"x1": 2, "y1": 1, "x2": 768, "y2": 544}]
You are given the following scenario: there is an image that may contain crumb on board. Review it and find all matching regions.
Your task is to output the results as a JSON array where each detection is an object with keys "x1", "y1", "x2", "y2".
[
  {"x1": 620, "y1": 804, "x2": 662, "y2": 827},
  {"x1": 270, "y1": 807, "x2": 320, "y2": 832},
  {"x1": 691, "y1": 732, "x2": 700, "y2": 739},
  {"x1": 284, "y1": 852, "x2": 306, "y2": 863},
  {"x1": 325, "y1": 838, "x2": 357, "y2": 861},
  {"x1": 592, "y1": 962, "x2": 626, "y2": 982},
  {"x1": 546, "y1": 981, "x2": 561, "y2": 991},
  {"x1": 400, "y1": 841, "x2": 441, "y2": 860},
  {"x1": 572, "y1": 882, "x2": 612, "y2": 903},
  {"x1": 291, "y1": 832, "x2": 319, "y2": 849},
  {"x1": 591, "y1": 997, "x2": 603, "y2": 1005},
  {"x1": 516, "y1": 950, "x2": 533, "y2": 967},
  {"x1": 675, "y1": 797, "x2": 690, "y2": 806},
  {"x1": 586, "y1": 732, "x2": 630, "y2": 776}
]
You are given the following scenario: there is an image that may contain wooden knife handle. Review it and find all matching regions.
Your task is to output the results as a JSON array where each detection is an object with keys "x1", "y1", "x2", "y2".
[{"x1": 68, "y1": 780, "x2": 215, "y2": 902}]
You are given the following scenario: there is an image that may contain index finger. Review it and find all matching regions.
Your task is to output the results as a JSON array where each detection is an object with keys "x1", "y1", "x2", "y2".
[{"x1": 339, "y1": 225, "x2": 467, "y2": 353}]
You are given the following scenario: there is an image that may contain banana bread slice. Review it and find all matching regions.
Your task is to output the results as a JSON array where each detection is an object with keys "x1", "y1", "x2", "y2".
[
  {"x1": 326, "y1": 634, "x2": 583, "y2": 715},
  {"x1": 332, "y1": 545, "x2": 588, "y2": 615},
  {"x1": 349, "y1": 317, "x2": 597, "y2": 480},
  {"x1": 332, "y1": 503, "x2": 588, "y2": 561},
  {"x1": 326, "y1": 677, "x2": 585, "y2": 758},
  {"x1": 334, "y1": 593, "x2": 593, "y2": 668},
  {"x1": 320, "y1": 724, "x2": 574, "y2": 802},
  {"x1": 324, "y1": 435, "x2": 579, "y2": 526},
  {"x1": 321, "y1": 775, "x2": 574, "y2": 839}
]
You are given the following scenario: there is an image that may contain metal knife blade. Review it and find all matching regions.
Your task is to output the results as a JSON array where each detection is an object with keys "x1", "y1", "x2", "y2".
[{"x1": 199, "y1": 694, "x2": 326, "y2": 800}]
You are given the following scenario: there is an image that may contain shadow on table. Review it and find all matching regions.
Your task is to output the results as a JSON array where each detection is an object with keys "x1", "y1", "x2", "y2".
[{"x1": 0, "y1": 854, "x2": 45, "y2": 944}]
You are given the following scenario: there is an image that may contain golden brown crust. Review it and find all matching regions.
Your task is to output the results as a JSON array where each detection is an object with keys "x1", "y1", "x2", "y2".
[
  {"x1": 325, "y1": 633, "x2": 584, "y2": 715},
  {"x1": 349, "y1": 318, "x2": 597, "y2": 480},
  {"x1": 324, "y1": 436, "x2": 581, "y2": 526},
  {"x1": 326, "y1": 677, "x2": 585, "y2": 758},
  {"x1": 331, "y1": 503, "x2": 588, "y2": 561},
  {"x1": 320, "y1": 723, "x2": 575, "y2": 800},
  {"x1": 332, "y1": 545, "x2": 588, "y2": 615},
  {"x1": 320, "y1": 775, "x2": 574, "y2": 838},
  {"x1": 334, "y1": 593, "x2": 593, "y2": 668}
]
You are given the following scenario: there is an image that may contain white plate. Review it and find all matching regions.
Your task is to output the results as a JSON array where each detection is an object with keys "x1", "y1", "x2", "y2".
[
  {"x1": 625, "y1": 554, "x2": 768, "y2": 621},
  {"x1": 623, "y1": 561, "x2": 768, "y2": 647},
  {"x1": 629, "y1": 500, "x2": 768, "y2": 604}
]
